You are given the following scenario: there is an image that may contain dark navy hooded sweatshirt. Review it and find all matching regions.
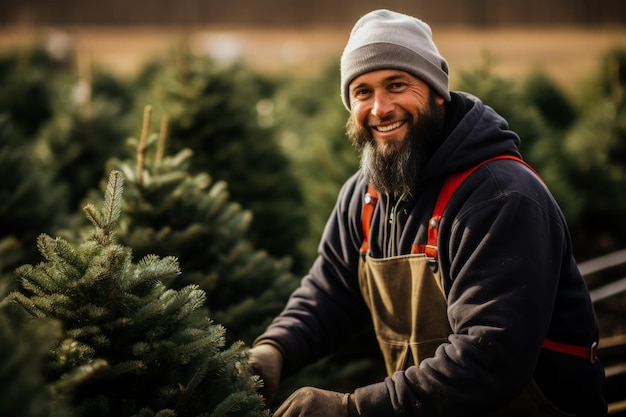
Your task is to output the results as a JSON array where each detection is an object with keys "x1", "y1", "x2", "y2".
[{"x1": 255, "y1": 92, "x2": 607, "y2": 416}]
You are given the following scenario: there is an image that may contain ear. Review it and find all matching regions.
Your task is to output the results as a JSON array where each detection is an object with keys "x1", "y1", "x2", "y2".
[{"x1": 435, "y1": 95, "x2": 445, "y2": 105}]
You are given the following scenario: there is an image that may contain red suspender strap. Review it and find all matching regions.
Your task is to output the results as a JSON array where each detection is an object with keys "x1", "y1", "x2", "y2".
[
  {"x1": 425, "y1": 155, "x2": 535, "y2": 261},
  {"x1": 542, "y1": 339, "x2": 598, "y2": 363},
  {"x1": 360, "y1": 155, "x2": 598, "y2": 362},
  {"x1": 360, "y1": 184, "x2": 379, "y2": 254},
  {"x1": 361, "y1": 155, "x2": 534, "y2": 256},
  {"x1": 423, "y1": 156, "x2": 598, "y2": 363}
]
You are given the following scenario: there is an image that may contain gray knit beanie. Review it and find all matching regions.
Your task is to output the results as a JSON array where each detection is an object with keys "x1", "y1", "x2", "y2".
[{"x1": 340, "y1": 9, "x2": 450, "y2": 110}]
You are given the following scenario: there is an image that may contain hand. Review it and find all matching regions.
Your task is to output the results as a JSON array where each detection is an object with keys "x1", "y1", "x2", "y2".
[
  {"x1": 248, "y1": 343, "x2": 284, "y2": 406},
  {"x1": 273, "y1": 387, "x2": 358, "y2": 417}
]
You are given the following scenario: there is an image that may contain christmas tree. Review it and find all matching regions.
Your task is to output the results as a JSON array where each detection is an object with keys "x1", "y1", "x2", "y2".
[
  {"x1": 269, "y1": 63, "x2": 360, "y2": 264},
  {"x1": 133, "y1": 53, "x2": 309, "y2": 272},
  {"x1": 35, "y1": 55, "x2": 135, "y2": 210},
  {"x1": 0, "y1": 111, "x2": 70, "y2": 271},
  {"x1": 0, "y1": 43, "x2": 61, "y2": 139},
  {"x1": 94, "y1": 105, "x2": 298, "y2": 346},
  {"x1": 0, "y1": 310, "x2": 69, "y2": 417},
  {"x1": 90, "y1": 106, "x2": 384, "y2": 404},
  {"x1": 1, "y1": 170, "x2": 269, "y2": 417}
]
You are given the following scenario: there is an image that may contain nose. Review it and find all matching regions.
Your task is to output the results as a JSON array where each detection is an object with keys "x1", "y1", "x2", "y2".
[{"x1": 371, "y1": 91, "x2": 394, "y2": 118}]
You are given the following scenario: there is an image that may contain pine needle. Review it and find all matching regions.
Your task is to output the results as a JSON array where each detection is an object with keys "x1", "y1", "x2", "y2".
[{"x1": 103, "y1": 171, "x2": 124, "y2": 230}]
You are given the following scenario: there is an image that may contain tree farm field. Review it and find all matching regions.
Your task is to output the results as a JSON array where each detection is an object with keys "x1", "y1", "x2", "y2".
[{"x1": 1, "y1": 25, "x2": 626, "y2": 91}]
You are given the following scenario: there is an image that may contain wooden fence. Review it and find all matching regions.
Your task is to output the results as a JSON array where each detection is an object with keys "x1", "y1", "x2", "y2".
[{"x1": 579, "y1": 250, "x2": 626, "y2": 415}]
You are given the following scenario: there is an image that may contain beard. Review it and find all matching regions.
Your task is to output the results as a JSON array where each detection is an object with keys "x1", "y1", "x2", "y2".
[{"x1": 346, "y1": 93, "x2": 445, "y2": 197}]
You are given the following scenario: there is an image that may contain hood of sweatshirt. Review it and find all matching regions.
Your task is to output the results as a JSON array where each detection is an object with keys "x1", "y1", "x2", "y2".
[{"x1": 418, "y1": 91, "x2": 522, "y2": 185}]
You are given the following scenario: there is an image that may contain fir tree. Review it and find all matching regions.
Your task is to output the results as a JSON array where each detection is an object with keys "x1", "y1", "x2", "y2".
[
  {"x1": 97, "y1": 106, "x2": 297, "y2": 346},
  {"x1": 0, "y1": 305, "x2": 71, "y2": 417},
  {"x1": 0, "y1": 115, "x2": 69, "y2": 267},
  {"x1": 523, "y1": 71, "x2": 578, "y2": 131},
  {"x1": 270, "y1": 63, "x2": 360, "y2": 265},
  {"x1": 0, "y1": 43, "x2": 61, "y2": 138},
  {"x1": 562, "y1": 48, "x2": 626, "y2": 256},
  {"x1": 1, "y1": 170, "x2": 269, "y2": 417},
  {"x1": 94, "y1": 107, "x2": 381, "y2": 405},
  {"x1": 36, "y1": 58, "x2": 134, "y2": 210},
  {"x1": 133, "y1": 53, "x2": 308, "y2": 272},
  {"x1": 0, "y1": 236, "x2": 23, "y2": 297}
]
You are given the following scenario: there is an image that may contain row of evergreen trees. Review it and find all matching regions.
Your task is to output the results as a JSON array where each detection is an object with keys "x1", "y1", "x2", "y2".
[
  {"x1": 2, "y1": 169, "x2": 269, "y2": 417},
  {"x1": 1, "y1": 35, "x2": 626, "y2": 415}
]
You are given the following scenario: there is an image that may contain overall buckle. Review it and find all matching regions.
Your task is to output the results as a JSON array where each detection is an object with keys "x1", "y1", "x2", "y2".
[{"x1": 590, "y1": 341, "x2": 598, "y2": 364}]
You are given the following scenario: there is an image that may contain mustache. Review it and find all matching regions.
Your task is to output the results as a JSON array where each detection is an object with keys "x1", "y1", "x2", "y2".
[{"x1": 365, "y1": 115, "x2": 406, "y2": 128}]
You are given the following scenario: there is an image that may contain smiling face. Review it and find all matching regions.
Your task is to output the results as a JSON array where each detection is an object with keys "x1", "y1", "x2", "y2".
[{"x1": 346, "y1": 69, "x2": 446, "y2": 196}]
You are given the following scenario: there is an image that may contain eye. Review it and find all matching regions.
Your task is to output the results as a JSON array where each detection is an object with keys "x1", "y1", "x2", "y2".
[
  {"x1": 353, "y1": 88, "x2": 372, "y2": 99},
  {"x1": 389, "y1": 82, "x2": 406, "y2": 91}
]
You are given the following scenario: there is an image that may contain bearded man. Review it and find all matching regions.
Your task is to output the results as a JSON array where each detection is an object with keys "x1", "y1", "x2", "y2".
[{"x1": 248, "y1": 9, "x2": 607, "y2": 417}]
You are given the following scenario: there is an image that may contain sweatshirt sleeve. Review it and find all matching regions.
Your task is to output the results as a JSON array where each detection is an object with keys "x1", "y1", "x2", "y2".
[
  {"x1": 254, "y1": 174, "x2": 372, "y2": 375},
  {"x1": 354, "y1": 165, "x2": 571, "y2": 416}
]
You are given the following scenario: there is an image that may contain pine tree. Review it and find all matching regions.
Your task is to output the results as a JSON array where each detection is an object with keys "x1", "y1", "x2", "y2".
[
  {"x1": 523, "y1": 71, "x2": 578, "y2": 132},
  {"x1": 562, "y1": 48, "x2": 626, "y2": 257},
  {"x1": 0, "y1": 237, "x2": 23, "y2": 297},
  {"x1": 133, "y1": 53, "x2": 308, "y2": 272},
  {"x1": 270, "y1": 63, "x2": 360, "y2": 265},
  {"x1": 0, "y1": 43, "x2": 60, "y2": 138},
  {"x1": 0, "y1": 113, "x2": 70, "y2": 268},
  {"x1": 94, "y1": 106, "x2": 298, "y2": 346},
  {"x1": 93, "y1": 106, "x2": 382, "y2": 405},
  {"x1": 1, "y1": 170, "x2": 269, "y2": 417},
  {"x1": 0, "y1": 309, "x2": 70, "y2": 417},
  {"x1": 36, "y1": 58, "x2": 135, "y2": 210}
]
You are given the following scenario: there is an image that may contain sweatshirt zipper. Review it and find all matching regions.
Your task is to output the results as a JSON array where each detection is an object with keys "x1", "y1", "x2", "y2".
[{"x1": 384, "y1": 195, "x2": 406, "y2": 257}]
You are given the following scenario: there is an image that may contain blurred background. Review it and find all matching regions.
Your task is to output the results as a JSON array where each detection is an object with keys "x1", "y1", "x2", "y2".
[{"x1": 2, "y1": 0, "x2": 626, "y2": 88}]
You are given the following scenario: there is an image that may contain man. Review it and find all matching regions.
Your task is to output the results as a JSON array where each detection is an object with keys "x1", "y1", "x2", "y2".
[{"x1": 249, "y1": 9, "x2": 607, "y2": 417}]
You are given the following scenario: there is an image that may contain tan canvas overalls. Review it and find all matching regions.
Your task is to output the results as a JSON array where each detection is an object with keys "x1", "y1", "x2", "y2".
[{"x1": 357, "y1": 156, "x2": 581, "y2": 416}]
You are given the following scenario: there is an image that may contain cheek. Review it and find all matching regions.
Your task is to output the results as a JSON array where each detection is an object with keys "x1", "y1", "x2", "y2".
[{"x1": 350, "y1": 104, "x2": 370, "y2": 126}]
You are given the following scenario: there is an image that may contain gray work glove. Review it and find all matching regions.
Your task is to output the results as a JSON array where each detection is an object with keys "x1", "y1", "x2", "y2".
[
  {"x1": 248, "y1": 343, "x2": 284, "y2": 406},
  {"x1": 273, "y1": 387, "x2": 360, "y2": 417}
]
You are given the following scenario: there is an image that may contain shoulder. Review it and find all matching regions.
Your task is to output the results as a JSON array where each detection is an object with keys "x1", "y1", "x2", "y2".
[
  {"x1": 457, "y1": 158, "x2": 551, "y2": 204},
  {"x1": 336, "y1": 170, "x2": 369, "y2": 212},
  {"x1": 439, "y1": 157, "x2": 568, "y2": 238}
]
